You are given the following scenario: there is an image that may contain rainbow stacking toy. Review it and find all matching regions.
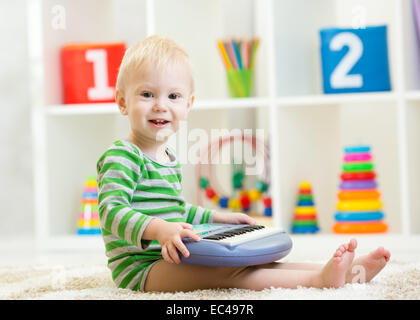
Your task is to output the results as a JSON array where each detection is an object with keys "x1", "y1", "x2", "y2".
[
  {"x1": 292, "y1": 181, "x2": 320, "y2": 233},
  {"x1": 77, "y1": 175, "x2": 101, "y2": 235},
  {"x1": 333, "y1": 145, "x2": 388, "y2": 233}
]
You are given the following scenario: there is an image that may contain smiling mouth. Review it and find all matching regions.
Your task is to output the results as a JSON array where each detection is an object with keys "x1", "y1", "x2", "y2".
[{"x1": 149, "y1": 119, "x2": 170, "y2": 127}]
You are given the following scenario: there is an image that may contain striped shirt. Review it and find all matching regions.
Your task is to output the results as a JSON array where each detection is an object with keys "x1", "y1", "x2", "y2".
[{"x1": 96, "y1": 139, "x2": 214, "y2": 291}]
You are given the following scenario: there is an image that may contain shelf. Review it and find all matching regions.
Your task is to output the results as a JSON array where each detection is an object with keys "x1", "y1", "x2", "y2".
[
  {"x1": 276, "y1": 92, "x2": 397, "y2": 107},
  {"x1": 45, "y1": 92, "x2": 397, "y2": 116},
  {"x1": 405, "y1": 90, "x2": 420, "y2": 101},
  {"x1": 46, "y1": 103, "x2": 119, "y2": 116},
  {"x1": 193, "y1": 97, "x2": 270, "y2": 110},
  {"x1": 45, "y1": 97, "x2": 271, "y2": 116}
]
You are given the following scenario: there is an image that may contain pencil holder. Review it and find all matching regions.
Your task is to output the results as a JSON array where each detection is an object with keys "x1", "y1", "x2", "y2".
[{"x1": 226, "y1": 68, "x2": 254, "y2": 98}]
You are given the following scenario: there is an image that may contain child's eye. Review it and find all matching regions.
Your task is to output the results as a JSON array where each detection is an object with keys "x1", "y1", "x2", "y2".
[
  {"x1": 168, "y1": 93, "x2": 180, "y2": 100},
  {"x1": 141, "y1": 91, "x2": 153, "y2": 98}
]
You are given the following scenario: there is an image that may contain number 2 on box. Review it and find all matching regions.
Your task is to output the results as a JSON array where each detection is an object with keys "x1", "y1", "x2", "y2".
[{"x1": 329, "y1": 32, "x2": 363, "y2": 89}]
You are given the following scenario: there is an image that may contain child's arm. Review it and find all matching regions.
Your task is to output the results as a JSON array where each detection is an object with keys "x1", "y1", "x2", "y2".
[
  {"x1": 212, "y1": 211, "x2": 257, "y2": 225},
  {"x1": 183, "y1": 203, "x2": 256, "y2": 225},
  {"x1": 183, "y1": 203, "x2": 215, "y2": 224},
  {"x1": 97, "y1": 145, "x2": 155, "y2": 250},
  {"x1": 142, "y1": 218, "x2": 200, "y2": 264}
]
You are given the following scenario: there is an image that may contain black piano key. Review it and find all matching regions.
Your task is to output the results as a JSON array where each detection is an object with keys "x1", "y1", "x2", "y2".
[
  {"x1": 203, "y1": 235, "x2": 222, "y2": 240},
  {"x1": 202, "y1": 224, "x2": 266, "y2": 240}
]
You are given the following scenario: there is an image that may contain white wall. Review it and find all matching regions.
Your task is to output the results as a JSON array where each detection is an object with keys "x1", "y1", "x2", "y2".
[{"x1": 0, "y1": 0, "x2": 34, "y2": 236}]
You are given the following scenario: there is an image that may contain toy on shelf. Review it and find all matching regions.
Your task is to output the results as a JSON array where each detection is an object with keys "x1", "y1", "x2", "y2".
[
  {"x1": 319, "y1": 26, "x2": 391, "y2": 94},
  {"x1": 61, "y1": 42, "x2": 126, "y2": 104},
  {"x1": 77, "y1": 175, "x2": 101, "y2": 235},
  {"x1": 291, "y1": 181, "x2": 320, "y2": 234},
  {"x1": 216, "y1": 38, "x2": 260, "y2": 98},
  {"x1": 332, "y1": 145, "x2": 388, "y2": 234},
  {"x1": 196, "y1": 134, "x2": 272, "y2": 216}
]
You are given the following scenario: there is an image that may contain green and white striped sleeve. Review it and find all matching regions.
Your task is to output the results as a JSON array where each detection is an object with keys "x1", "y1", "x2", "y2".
[
  {"x1": 96, "y1": 143, "x2": 154, "y2": 250},
  {"x1": 184, "y1": 203, "x2": 215, "y2": 225}
]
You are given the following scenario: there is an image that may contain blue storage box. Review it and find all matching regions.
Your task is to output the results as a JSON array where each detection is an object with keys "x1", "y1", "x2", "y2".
[{"x1": 320, "y1": 25, "x2": 391, "y2": 94}]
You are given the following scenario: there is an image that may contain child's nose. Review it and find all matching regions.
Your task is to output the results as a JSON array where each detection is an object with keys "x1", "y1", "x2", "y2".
[{"x1": 152, "y1": 99, "x2": 168, "y2": 112}]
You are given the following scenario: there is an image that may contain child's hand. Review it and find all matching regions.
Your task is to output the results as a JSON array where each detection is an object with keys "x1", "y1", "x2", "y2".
[
  {"x1": 213, "y1": 211, "x2": 257, "y2": 225},
  {"x1": 155, "y1": 221, "x2": 200, "y2": 264}
]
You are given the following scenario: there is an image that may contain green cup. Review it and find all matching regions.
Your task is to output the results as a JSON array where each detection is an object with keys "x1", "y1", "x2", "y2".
[{"x1": 226, "y1": 68, "x2": 254, "y2": 98}]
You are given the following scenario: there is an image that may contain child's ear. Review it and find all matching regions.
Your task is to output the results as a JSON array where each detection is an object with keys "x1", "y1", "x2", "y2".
[
  {"x1": 115, "y1": 89, "x2": 128, "y2": 115},
  {"x1": 187, "y1": 94, "x2": 195, "y2": 112}
]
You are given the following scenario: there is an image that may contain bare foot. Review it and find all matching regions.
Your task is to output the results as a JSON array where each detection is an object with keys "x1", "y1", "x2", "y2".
[
  {"x1": 346, "y1": 247, "x2": 391, "y2": 284},
  {"x1": 319, "y1": 239, "x2": 357, "y2": 288}
]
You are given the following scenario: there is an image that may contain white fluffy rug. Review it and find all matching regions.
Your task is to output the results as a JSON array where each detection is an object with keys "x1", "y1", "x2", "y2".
[{"x1": 1, "y1": 259, "x2": 420, "y2": 300}]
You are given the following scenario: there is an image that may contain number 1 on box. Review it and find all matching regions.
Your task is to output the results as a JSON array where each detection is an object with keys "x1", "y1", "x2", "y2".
[{"x1": 85, "y1": 49, "x2": 114, "y2": 101}]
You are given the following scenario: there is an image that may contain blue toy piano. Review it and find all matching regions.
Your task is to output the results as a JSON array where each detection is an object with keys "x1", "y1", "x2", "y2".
[{"x1": 180, "y1": 224, "x2": 293, "y2": 267}]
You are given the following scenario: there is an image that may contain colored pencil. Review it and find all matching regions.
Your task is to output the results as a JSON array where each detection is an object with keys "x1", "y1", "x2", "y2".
[
  {"x1": 231, "y1": 39, "x2": 243, "y2": 69},
  {"x1": 250, "y1": 37, "x2": 260, "y2": 69},
  {"x1": 226, "y1": 41, "x2": 239, "y2": 69},
  {"x1": 216, "y1": 37, "x2": 259, "y2": 71},
  {"x1": 217, "y1": 41, "x2": 232, "y2": 70},
  {"x1": 242, "y1": 39, "x2": 249, "y2": 69}
]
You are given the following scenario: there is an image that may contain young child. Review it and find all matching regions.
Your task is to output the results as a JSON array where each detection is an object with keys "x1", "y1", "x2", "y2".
[{"x1": 96, "y1": 35, "x2": 391, "y2": 292}]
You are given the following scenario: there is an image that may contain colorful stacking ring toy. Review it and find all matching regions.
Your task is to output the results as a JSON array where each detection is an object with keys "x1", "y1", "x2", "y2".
[
  {"x1": 339, "y1": 181, "x2": 377, "y2": 190},
  {"x1": 343, "y1": 153, "x2": 372, "y2": 162},
  {"x1": 294, "y1": 206, "x2": 317, "y2": 215},
  {"x1": 196, "y1": 134, "x2": 272, "y2": 216},
  {"x1": 340, "y1": 171, "x2": 376, "y2": 181},
  {"x1": 344, "y1": 145, "x2": 371, "y2": 153},
  {"x1": 336, "y1": 200, "x2": 382, "y2": 211},
  {"x1": 333, "y1": 144, "x2": 387, "y2": 234},
  {"x1": 291, "y1": 181, "x2": 320, "y2": 234},
  {"x1": 337, "y1": 190, "x2": 380, "y2": 200},
  {"x1": 334, "y1": 211, "x2": 384, "y2": 221},
  {"x1": 292, "y1": 225, "x2": 320, "y2": 233},
  {"x1": 342, "y1": 162, "x2": 374, "y2": 172},
  {"x1": 333, "y1": 221, "x2": 388, "y2": 233}
]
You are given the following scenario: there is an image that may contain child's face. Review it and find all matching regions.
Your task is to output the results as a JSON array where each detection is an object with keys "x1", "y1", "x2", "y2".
[{"x1": 117, "y1": 61, "x2": 194, "y2": 144}]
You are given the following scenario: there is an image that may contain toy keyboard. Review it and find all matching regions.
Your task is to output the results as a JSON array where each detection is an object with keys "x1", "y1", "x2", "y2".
[{"x1": 180, "y1": 224, "x2": 292, "y2": 267}]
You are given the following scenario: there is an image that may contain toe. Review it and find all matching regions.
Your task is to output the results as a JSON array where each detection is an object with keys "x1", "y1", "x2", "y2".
[
  {"x1": 370, "y1": 247, "x2": 387, "y2": 260},
  {"x1": 384, "y1": 249, "x2": 391, "y2": 261},
  {"x1": 348, "y1": 238, "x2": 357, "y2": 252}
]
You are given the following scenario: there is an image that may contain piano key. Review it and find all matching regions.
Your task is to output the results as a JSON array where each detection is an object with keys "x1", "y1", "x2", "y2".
[{"x1": 202, "y1": 225, "x2": 281, "y2": 246}]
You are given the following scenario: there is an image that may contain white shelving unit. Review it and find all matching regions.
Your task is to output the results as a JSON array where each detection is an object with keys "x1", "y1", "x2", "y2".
[{"x1": 28, "y1": 0, "x2": 420, "y2": 251}]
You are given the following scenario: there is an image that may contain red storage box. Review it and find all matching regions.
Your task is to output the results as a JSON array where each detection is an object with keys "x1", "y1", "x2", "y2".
[{"x1": 61, "y1": 42, "x2": 126, "y2": 104}]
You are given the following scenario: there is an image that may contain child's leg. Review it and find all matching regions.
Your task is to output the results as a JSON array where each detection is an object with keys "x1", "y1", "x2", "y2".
[
  {"x1": 144, "y1": 239, "x2": 361, "y2": 292},
  {"x1": 144, "y1": 259, "x2": 324, "y2": 292},
  {"x1": 255, "y1": 261, "x2": 323, "y2": 271},
  {"x1": 254, "y1": 241, "x2": 357, "y2": 272},
  {"x1": 253, "y1": 239, "x2": 390, "y2": 284}
]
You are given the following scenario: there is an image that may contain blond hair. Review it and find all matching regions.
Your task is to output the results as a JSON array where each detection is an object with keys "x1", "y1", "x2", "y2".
[{"x1": 116, "y1": 35, "x2": 194, "y2": 93}]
